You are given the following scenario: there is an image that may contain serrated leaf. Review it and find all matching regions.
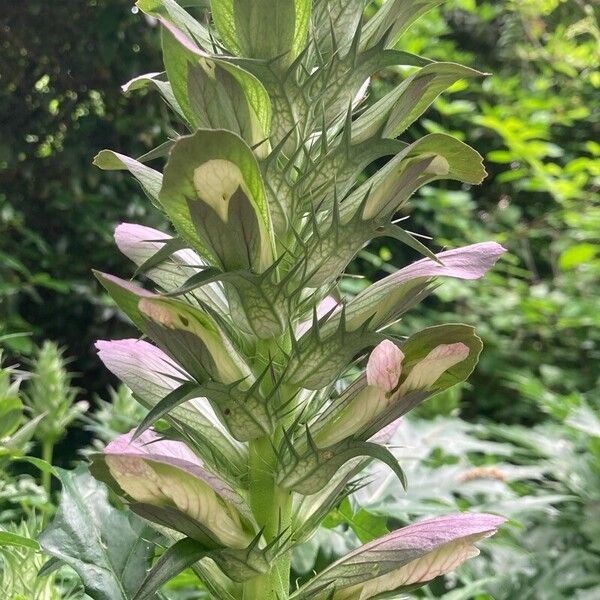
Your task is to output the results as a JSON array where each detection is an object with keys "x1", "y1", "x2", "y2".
[
  {"x1": 197, "y1": 378, "x2": 274, "y2": 441},
  {"x1": 311, "y1": 0, "x2": 366, "y2": 59},
  {"x1": 0, "y1": 531, "x2": 40, "y2": 550},
  {"x1": 297, "y1": 137, "x2": 406, "y2": 215},
  {"x1": 278, "y1": 438, "x2": 405, "y2": 496},
  {"x1": 39, "y1": 466, "x2": 155, "y2": 600},
  {"x1": 133, "y1": 381, "x2": 201, "y2": 441},
  {"x1": 287, "y1": 322, "x2": 382, "y2": 390}
]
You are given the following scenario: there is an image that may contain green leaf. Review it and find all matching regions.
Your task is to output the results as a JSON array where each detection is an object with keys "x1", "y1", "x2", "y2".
[
  {"x1": 0, "y1": 396, "x2": 23, "y2": 438},
  {"x1": 134, "y1": 538, "x2": 208, "y2": 600},
  {"x1": 287, "y1": 321, "x2": 382, "y2": 390},
  {"x1": 278, "y1": 438, "x2": 406, "y2": 496},
  {"x1": 559, "y1": 243, "x2": 598, "y2": 270},
  {"x1": 133, "y1": 237, "x2": 188, "y2": 278},
  {"x1": 93, "y1": 150, "x2": 163, "y2": 208},
  {"x1": 197, "y1": 378, "x2": 274, "y2": 441},
  {"x1": 3, "y1": 413, "x2": 46, "y2": 450},
  {"x1": 13, "y1": 455, "x2": 58, "y2": 477},
  {"x1": 350, "y1": 509, "x2": 389, "y2": 544},
  {"x1": 209, "y1": 0, "x2": 239, "y2": 54},
  {"x1": 38, "y1": 557, "x2": 63, "y2": 578},
  {"x1": 0, "y1": 531, "x2": 40, "y2": 550},
  {"x1": 159, "y1": 128, "x2": 275, "y2": 272},
  {"x1": 310, "y1": 0, "x2": 366, "y2": 58},
  {"x1": 39, "y1": 466, "x2": 155, "y2": 600}
]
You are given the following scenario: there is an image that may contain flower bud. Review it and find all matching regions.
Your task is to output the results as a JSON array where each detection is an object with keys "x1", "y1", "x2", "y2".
[
  {"x1": 314, "y1": 341, "x2": 404, "y2": 447},
  {"x1": 366, "y1": 340, "x2": 404, "y2": 392}
]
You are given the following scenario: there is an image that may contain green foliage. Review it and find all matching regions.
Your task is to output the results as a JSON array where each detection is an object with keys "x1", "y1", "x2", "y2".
[
  {"x1": 0, "y1": 350, "x2": 48, "y2": 522},
  {"x1": 0, "y1": 0, "x2": 165, "y2": 382},
  {"x1": 82, "y1": 385, "x2": 147, "y2": 452},
  {"x1": 1, "y1": 517, "x2": 82, "y2": 600},
  {"x1": 362, "y1": 0, "x2": 600, "y2": 424},
  {"x1": 39, "y1": 467, "x2": 156, "y2": 600}
]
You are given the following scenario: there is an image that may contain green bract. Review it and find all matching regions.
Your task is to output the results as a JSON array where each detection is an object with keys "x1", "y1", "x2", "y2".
[{"x1": 47, "y1": 2, "x2": 508, "y2": 598}]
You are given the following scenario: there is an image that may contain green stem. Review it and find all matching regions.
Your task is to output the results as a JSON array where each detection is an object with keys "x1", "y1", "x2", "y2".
[
  {"x1": 41, "y1": 438, "x2": 54, "y2": 524},
  {"x1": 41, "y1": 439, "x2": 53, "y2": 495},
  {"x1": 243, "y1": 436, "x2": 292, "y2": 600}
]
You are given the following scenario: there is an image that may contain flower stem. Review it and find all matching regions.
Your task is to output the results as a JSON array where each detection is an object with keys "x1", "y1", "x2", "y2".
[
  {"x1": 41, "y1": 438, "x2": 54, "y2": 524},
  {"x1": 243, "y1": 436, "x2": 292, "y2": 599}
]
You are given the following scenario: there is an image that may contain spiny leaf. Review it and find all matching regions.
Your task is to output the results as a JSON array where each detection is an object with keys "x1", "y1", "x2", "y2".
[
  {"x1": 132, "y1": 381, "x2": 201, "y2": 441},
  {"x1": 133, "y1": 537, "x2": 208, "y2": 600}
]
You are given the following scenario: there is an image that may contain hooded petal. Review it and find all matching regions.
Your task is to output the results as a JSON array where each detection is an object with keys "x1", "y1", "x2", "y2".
[
  {"x1": 292, "y1": 513, "x2": 505, "y2": 599},
  {"x1": 314, "y1": 342, "x2": 404, "y2": 447},
  {"x1": 99, "y1": 429, "x2": 253, "y2": 549},
  {"x1": 345, "y1": 241, "x2": 506, "y2": 332},
  {"x1": 95, "y1": 339, "x2": 245, "y2": 471},
  {"x1": 399, "y1": 342, "x2": 470, "y2": 394}
]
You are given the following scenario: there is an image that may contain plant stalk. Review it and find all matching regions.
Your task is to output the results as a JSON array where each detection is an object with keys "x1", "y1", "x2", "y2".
[
  {"x1": 41, "y1": 438, "x2": 54, "y2": 524},
  {"x1": 243, "y1": 436, "x2": 292, "y2": 599}
]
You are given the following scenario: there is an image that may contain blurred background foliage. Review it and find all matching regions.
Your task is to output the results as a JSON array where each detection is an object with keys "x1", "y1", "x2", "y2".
[{"x1": 0, "y1": 0, "x2": 598, "y2": 598}]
